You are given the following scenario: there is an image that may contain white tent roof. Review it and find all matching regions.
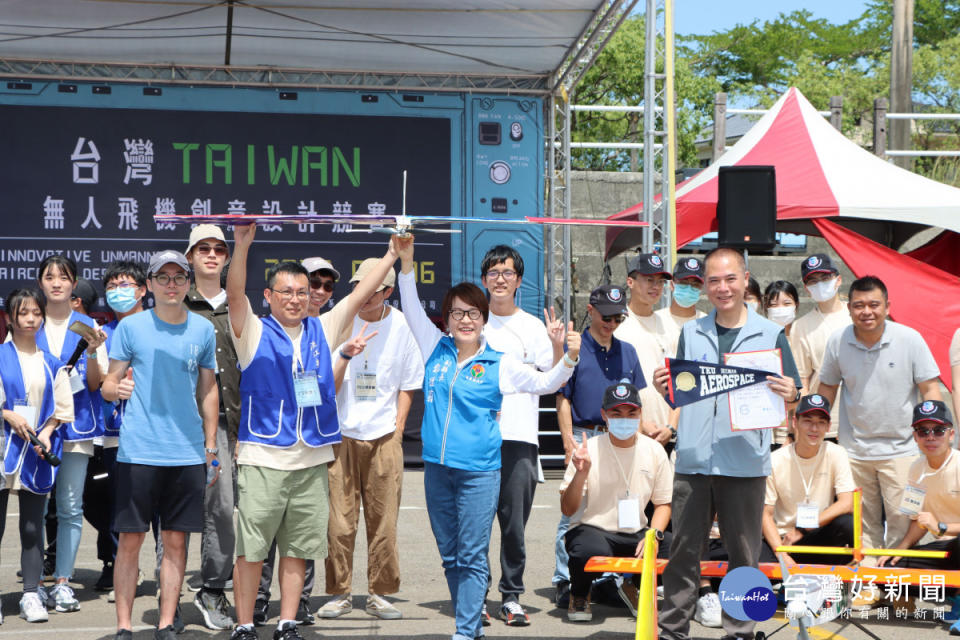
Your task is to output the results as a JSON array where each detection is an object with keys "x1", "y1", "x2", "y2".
[{"x1": 0, "y1": 1, "x2": 604, "y2": 81}]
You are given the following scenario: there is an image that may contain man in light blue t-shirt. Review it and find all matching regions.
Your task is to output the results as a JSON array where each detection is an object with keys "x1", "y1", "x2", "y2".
[{"x1": 102, "y1": 249, "x2": 219, "y2": 640}]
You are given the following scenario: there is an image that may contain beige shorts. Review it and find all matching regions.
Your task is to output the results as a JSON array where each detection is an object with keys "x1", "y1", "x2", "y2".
[{"x1": 236, "y1": 463, "x2": 329, "y2": 562}]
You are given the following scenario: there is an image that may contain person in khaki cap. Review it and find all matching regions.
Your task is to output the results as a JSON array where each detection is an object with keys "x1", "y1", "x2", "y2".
[{"x1": 319, "y1": 258, "x2": 424, "y2": 621}]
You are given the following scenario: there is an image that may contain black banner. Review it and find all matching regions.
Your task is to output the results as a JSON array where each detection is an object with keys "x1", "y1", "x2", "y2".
[
  {"x1": 665, "y1": 358, "x2": 777, "y2": 408},
  {"x1": 0, "y1": 104, "x2": 452, "y2": 313}
]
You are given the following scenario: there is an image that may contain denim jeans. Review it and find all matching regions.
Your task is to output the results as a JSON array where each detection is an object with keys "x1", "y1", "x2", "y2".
[
  {"x1": 55, "y1": 450, "x2": 89, "y2": 580},
  {"x1": 424, "y1": 462, "x2": 499, "y2": 640}
]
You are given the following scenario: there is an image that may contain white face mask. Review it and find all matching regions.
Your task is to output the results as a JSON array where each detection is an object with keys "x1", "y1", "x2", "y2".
[
  {"x1": 806, "y1": 277, "x2": 839, "y2": 303},
  {"x1": 746, "y1": 300, "x2": 759, "y2": 312},
  {"x1": 767, "y1": 306, "x2": 796, "y2": 327}
]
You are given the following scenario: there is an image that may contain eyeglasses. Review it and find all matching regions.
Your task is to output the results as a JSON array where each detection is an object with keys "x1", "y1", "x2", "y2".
[
  {"x1": 309, "y1": 278, "x2": 335, "y2": 292},
  {"x1": 195, "y1": 244, "x2": 228, "y2": 256},
  {"x1": 485, "y1": 270, "x2": 517, "y2": 281},
  {"x1": 270, "y1": 288, "x2": 309, "y2": 301},
  {"x1": 914, "y1": 426, "x2": 951, "y2": 438},
  {"x1": 449, "y1": 308, "x2": 482, "y2": 321},
  {"x1": 105, "y1": 282, "x2": 139, "y2": 291},
  {"x1": 601, "y1": 314, "x2": 625, "y2": 324},
  {"x1": 153, "y1": 273, "x2": 188, "y2": 286}
]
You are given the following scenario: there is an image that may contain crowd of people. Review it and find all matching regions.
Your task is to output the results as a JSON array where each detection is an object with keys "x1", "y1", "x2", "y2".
[{"x1": 1, "y1": 226, "x2": 959, "y2": 640}]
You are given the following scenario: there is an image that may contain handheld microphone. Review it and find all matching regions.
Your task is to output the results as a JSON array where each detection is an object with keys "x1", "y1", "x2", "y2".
[
  {"x1": 28, "y1": 432, "x2": 61, "y2": 467},
  {"x1": 64, "y1": 338, "x2": 89, "y2": 371}
]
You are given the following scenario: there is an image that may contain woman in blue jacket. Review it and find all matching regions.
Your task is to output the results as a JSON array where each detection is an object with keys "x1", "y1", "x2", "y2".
[
  {"x1": 34, "y1": 255, "x2": 108, "y2": 613},
  {"x1": 1, "y1": 288, "x2": 74, "y2": 623},
  {"x1": 394, "y1": 236, "x2": 581, "y2": 640}
]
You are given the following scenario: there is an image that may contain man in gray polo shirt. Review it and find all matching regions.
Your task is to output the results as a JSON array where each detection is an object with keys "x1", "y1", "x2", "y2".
[{"x1": 818, "y1": 276, "x2": 940, "y2": 599}]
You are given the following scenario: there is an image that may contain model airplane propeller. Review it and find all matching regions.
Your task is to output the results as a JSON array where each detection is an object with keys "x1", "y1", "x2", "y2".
[{"x1": 154, "y1": 172, "x2": 648, "y2": 235}]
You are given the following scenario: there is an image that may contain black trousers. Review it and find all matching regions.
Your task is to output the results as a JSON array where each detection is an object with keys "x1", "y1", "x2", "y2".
[
  {"x1": 759, "y1": 513, "x2": 854, "y2": 565},
  {"x1": 566, "y1": 523, "x2": 672, "y2": 598},
  {"x1": 495, "y1": 440, "x2": 539, "y2": 599}
]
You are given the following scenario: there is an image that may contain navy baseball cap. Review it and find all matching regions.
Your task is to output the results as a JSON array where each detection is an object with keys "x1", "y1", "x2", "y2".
[
  {"x1": 673, "y1": 257, "x2": 704, "y2": 282},
  {"x1": 912, "y1": 400, "x2": 953, "y2": 427},
  {"x1": 800, "y1": 254, "x2": 840, "y2": 281},
  {"x1": 627, "y1": 253, "x2": 672, "y2": 279},
  {"x1": 602, "y1": 382, "x2": 643, "y2": 410},
  {"x1": 796, "y1": 394, "x2": 831, "y2": 419},
  {"x1": 589, "y1": 284, "x2": 627, "y2": 316}
]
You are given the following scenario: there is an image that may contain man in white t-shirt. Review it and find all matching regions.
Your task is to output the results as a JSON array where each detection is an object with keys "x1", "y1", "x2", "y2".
[
  {"x1": 818, "y1": 276, "x2": 941, "y2": 598},
  {"x1": 318, "y1": 258, "x2": 423, "y2": 622},
  {"x1": 560, "y1": 382, "x2": 672, "y2": 623},
  {"x1": 478, "y1": 245, "x2": 560, "y2": 626},
  {"x1": 654, "y1": 257, "x2": 707, "y2": 358},
  {"x1": 791, "y1": 254, "x2": 850, "y2": 442},
  {"x1": 760, "y1": 394, "x2": 855, "y2": 567},
  {"x1": 614, "y1": 252, "x2": 675, "y2": 446}
]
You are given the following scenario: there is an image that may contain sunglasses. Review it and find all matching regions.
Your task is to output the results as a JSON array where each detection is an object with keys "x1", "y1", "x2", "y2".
[
  {"x1": 601, "y1": 314, "x2": 625, "y2": 324},
  {"x1": 914, "y1": 426, "x2": 951, "y2": 438},
  {"x1": 309, "y1": 278, "x2": 335, "y2": 292},
  {"x1": 195, "y1": 244, "x2": 228, "y2": 256}
]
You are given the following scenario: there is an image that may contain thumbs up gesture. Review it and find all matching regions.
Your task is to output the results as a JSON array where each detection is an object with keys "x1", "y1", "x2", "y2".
[
  {"x1": 572, "y1": 432, "x2": 591, "y2": 473},
  {"x1": 565, "y1": 321, "x2": 581, "y2": 362},
  {"x1": 118, "y1": 367, "x2": 135, "y2": 400}
]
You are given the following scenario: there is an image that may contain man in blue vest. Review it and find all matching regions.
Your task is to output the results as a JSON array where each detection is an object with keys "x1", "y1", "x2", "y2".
[
  {"x1": 652, "y1": 247, "x2": 801, "y2": 640},
  {"x1": 226, "y1": 224, "x2": 399, "y2": 640}
]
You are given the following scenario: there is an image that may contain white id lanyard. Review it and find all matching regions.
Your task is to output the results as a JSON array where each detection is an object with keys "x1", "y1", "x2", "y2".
[
  {"x1": 68, "y1": 368, "x2": 84, "y2": 394},
  {"x1": 607, "y1": 437, "x2": 640, "y2": 529},
  {"x1": 293, "y1": 370, "x2": 323, "y2": 407},
  {"x1": 791, "y1": 445, "x2": 826, "y2": 528},
  {"x1": 13, "y1": 399, "x2": 37, "y2": 429},
  {"x1": 899, "y1": 450, "x2": 955, "y2": 516}
]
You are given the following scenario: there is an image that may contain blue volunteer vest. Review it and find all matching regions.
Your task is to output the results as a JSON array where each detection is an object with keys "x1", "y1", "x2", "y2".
[
  {"x1": 35, "y1": 311, "x2": 104, "y2": 441},
  {"x1": 421, "y1": 337, "x2": 504, "y2": 472},
  {"x1": 0, "y1": 342, "x2": 64, "y2": 493},
  {"x1": 100, "y1": 320, "x2": 122, "y2": 437},
  {"x1": 237, "y1": 315, "x2": 340, "y2": 448}
]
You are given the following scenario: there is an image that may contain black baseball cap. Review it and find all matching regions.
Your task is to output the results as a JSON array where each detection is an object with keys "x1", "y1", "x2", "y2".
[
  {"x1": 602, "y1": 381, "x2": 643, "y2": 410},
  {"x1": 673, "y1": 257, "x2": 704, "y2": 282},
  {"x1": 71, "y1": 279, "x2": 98, "y2": 312},
  {"x1": 589, "y1": 284, "x2": 627, "y2": 316},
  {"x1": 627, "y1": 253, "x2": 672, "y2": 279},
  {"x1": 912, "y1": 400, "x2": 953, "y2": 427},
  {"x1": 796, "y1": 394, "x2": 831, "y2": 419},
  {"x1": 800, "y1": 254, "x2": 840, "y2": 281}
]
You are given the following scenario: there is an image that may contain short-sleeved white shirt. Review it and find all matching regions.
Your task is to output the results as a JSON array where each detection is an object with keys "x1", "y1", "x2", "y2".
[
  {"x1": 791, "y1": 307, "x2": 851, "y2": 439},
  {"x1": 819, "y1": 321, "x2": 940, "y2": 460}
]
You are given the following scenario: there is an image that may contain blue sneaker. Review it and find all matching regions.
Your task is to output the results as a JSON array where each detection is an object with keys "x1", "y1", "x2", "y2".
[
  {"x1": 945, "y1": 595, "x2": 960, "y2": 624},
  {"x1": 950, "y1": 618, "x2": 960, "y2": 636}
]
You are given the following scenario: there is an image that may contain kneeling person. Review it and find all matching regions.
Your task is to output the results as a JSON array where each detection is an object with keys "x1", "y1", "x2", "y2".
[
  {"x1": 761, "y1": 394, "x2": 855, "y2": 567},
  {"x1": 560, "y1": 383, "x2": 672, "y2": 622}
]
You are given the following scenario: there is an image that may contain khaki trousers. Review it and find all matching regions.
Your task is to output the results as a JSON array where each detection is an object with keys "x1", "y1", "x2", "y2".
[
  {"x1": 849, "y1": 455, "x2": 917, "y2": 564},
  {"x1": 324, "y1": 431, "x2": 403, "y2": 595}
]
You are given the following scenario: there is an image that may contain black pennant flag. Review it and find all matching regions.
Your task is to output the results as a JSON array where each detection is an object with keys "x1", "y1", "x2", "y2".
[{"x1": 664, "y1": 358, "x2": 777, "y2": 409}]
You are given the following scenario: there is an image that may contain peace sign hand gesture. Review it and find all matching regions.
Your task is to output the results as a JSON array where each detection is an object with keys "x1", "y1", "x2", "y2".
[
  {"x1": 341, "y1": 322, "x2": 380, "y2": 359},
  {"x1": 571, "y1": 432, "x2": 591, "y2": 474},
  {"x1": 544, "y1": 306, "x2": 564, "y2": 344}
]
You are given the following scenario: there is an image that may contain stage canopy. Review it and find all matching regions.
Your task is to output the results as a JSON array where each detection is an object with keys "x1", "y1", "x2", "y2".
[{"x1": 606, "y1": 87, "x2": 960, "y2": 388}]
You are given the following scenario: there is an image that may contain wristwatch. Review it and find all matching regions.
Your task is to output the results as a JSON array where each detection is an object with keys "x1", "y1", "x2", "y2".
[
  {"x1": 938, "y1": 522, "x2": 948, "y2": 537},
  {"x1": 652, "y1": 528, "x2": 665, "y2": 542},
  {"x1": 205, "y1": 447, "x2": 219, "y2": 455},
  {"x1": 793, "y1": 387, "x2": 802, "y2": 402}
]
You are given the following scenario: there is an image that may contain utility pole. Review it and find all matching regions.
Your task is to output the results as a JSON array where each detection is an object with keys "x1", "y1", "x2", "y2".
[{"x1": 890, "y1": 0, "x2": 913, "y2": 169}]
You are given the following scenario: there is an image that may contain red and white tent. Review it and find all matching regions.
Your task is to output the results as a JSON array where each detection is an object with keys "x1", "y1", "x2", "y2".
[{"x1": 606, "y1": 87, "x2": 960, "y2": 388}]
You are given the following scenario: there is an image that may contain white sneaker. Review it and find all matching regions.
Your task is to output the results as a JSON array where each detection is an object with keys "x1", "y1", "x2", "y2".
[
  {"x1": 317, "y1": 594, "x2": 352, "y2": 618},
  {"x1": 365, "y1": 594, "x2": 402, "y2": 620},
  {"x1": 694, "y1": 591, "x2": 722, "y2": 628},
  {"x1": 50, "y1": 583, "x2": 81, "y2": 612},
  {"x1": 19, "y1": 592, "x2": 49, "y2": 623}
]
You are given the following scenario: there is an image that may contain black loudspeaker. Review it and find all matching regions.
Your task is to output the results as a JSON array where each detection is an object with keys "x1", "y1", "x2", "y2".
[{"x1": 717, "y1": 165, "x2": 777, "y2": 250}]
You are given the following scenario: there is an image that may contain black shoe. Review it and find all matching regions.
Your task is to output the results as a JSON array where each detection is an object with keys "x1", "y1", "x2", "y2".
[
  {"x1": 96, "y1": 563, "x2": 114, "y2": 592},
  {"x1": 273, "y1": 621, "x2": 304, "y2": 640},
  {"x1": 115, "y1": 630, "x2": 133, "y2": 640},
  {"x1": 295, "y1": 599, "x2": 315, "y2": 626},
  {"x1": 554, "y1": 580, "x2": 571, "y2": 610},
  {"x1": 253, "y1": 598, "x2": 270, "y2": 626},
  {"x1": 173, "y1": 604, "x2": 185, "y2": 634},
  {"x1": 155, "y1": 625, "x2": 178, "y2": 640},
  {"x1": 231, "y1": 626, "x2": 260, "y2": 640}
]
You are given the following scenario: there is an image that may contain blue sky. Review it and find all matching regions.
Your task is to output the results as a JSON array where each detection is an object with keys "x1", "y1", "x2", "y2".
[{"x1": 674, "y1": 0, "x2": 869, "y2": 36}]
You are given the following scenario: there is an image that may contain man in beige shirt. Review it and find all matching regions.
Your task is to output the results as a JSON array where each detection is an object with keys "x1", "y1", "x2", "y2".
[
  {"x1": 760, "y1": 394, "x2": 855, "y2": 567},
  {"x1": 654, "y1": 257, "x2": 707, "y2": 357},
  {"x1": 560, "y1": 382, "x2": 672, "y2": 623},
  {"x1": 791, "y1": 254, "x2": 850, "y2": 441}
]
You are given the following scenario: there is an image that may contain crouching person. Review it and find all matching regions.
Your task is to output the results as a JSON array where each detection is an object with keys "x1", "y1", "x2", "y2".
[
  {"x1": 761, "y1": 394, "x2": 855, "y2": 567},
  {"x1": 560, "y1": 382, "x2": 672, "y2": 622}
]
